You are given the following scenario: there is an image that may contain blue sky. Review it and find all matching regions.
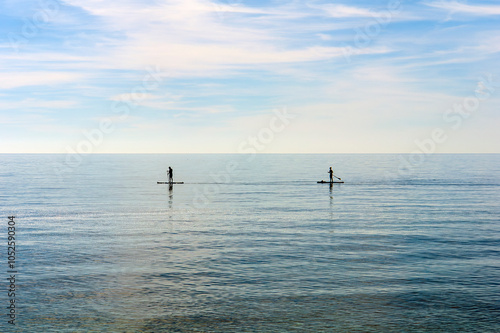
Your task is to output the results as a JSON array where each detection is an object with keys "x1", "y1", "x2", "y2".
[{"x1": 0, "y1": 0, "x2": 499, "y2": 153}]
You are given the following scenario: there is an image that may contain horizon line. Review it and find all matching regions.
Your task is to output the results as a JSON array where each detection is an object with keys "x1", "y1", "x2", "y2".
[{"x1": 1, "y1": 152, "x2": 499, "y2": 155}]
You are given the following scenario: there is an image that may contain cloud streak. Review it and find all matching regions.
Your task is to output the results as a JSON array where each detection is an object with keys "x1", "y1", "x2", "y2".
[
  {"x1": 0, "y1": 71, "x2": 85, "y2": 89},
  {"x1": 424, "y1": 1, "x2": 500, "y2": 16}
]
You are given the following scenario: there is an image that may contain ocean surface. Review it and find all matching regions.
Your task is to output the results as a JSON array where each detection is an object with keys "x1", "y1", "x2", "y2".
[{"x1": 0, "y1": 153, "x2": 499, "y2": 332}]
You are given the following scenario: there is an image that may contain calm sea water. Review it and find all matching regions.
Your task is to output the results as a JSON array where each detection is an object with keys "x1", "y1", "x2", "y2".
[{"x1": 0, "y1": 154, "x2": 499, "y2": 332}]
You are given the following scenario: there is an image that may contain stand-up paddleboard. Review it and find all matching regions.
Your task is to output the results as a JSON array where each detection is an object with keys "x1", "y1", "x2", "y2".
[
  {"x1": 317, "y1": 180, "x2": 344, "y2": 184},
  {"x1": 157, "y1": 182, "x2": 184, "y2": 184}
]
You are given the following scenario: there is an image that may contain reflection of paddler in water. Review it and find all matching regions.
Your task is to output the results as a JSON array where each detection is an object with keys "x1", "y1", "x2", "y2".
[
  {"x1": 329, "y1": 182, "x2": 334, "y2": 218},
  {"x1": 168, "y1": 183, "x2": 173, "y2": 208}
]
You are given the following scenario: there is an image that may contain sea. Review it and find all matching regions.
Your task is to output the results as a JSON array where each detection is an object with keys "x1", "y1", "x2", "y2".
[{"x1": 0, "y1": 153, "x2": 499, "y2": 332}]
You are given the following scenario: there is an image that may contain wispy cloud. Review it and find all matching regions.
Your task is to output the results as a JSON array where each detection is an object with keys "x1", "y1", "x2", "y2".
[
  {"x1": 0, "y1": 98, "x2": 77, "y2": 110},
  {"x1": 424, "y1": 1, "x2": 500, "y2": 16},
  {"x1": 53, "y1": 0, "x2": 388, "y2": 74},
  {"x1": 307, "y1": 3, "x2": 377, "y2": 18},
  {"x1": 0, "y1": 71, "x2": 85, "y2": 89}
]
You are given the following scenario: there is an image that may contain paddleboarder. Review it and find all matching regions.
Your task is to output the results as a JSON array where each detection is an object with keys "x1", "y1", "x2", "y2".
[
  {"x1": 328, "y1": 167, "x2": 334, "y2": 183},
  {"x1": 167, "y1": 167, "x2": 173, "y2": 184}
]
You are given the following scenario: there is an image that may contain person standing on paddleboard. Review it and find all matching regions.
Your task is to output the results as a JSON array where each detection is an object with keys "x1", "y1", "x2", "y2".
[
  {"x1": 168, "y1": 167, "x2": 173, "y2": 184},
  {"x1": 329, "y1": 167, "x2": 334, "y2": 183}
]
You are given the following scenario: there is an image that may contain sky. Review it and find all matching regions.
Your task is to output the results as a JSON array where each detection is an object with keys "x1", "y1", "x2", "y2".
[{"x1": 0, "y1": 0, "x2": 499, "y2": 153}]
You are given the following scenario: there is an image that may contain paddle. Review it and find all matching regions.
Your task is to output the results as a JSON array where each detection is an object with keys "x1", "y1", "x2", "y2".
[{"x1": 333, "y1": 174, "x2": 342, "y2": 180}]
